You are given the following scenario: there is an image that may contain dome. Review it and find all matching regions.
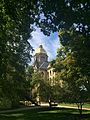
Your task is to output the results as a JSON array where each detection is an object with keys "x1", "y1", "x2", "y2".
[{"x1": 35, "y1": 45, "x2": 47, "y2": 55}]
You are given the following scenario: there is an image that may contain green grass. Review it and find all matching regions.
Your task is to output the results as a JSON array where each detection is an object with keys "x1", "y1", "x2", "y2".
[
  {"x1": 0, "y1": 107, "x2": 90, "y2": 120},
  {"x1": 60, "y1": 103, "x2": 90, "y2": 108}
]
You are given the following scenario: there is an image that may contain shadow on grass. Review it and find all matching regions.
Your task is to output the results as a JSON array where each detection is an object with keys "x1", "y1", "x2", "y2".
[{"x1": 0, "y1": 107, "x2": 90, "y2": 120}]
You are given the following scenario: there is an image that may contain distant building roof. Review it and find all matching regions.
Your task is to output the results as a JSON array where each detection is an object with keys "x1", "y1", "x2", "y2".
[{"x1": 35, "y1": 45, "x2": 47, "y2": 55}]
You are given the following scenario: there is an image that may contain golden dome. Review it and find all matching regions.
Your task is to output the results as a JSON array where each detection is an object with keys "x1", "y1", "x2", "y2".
[{"x1": 35, "y1": 45, "x2": 47, "y2": 54}]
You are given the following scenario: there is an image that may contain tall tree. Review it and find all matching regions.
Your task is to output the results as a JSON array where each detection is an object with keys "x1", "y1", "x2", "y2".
[
  {"x1": 0, "y1": 0, "x2": 38, "y2": 108},
  {"x1": 54, "y1": 30, "x2": 90, "y2": 115}
]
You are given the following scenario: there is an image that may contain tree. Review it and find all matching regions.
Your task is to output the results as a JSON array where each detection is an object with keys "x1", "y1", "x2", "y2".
[
  {"x1": 31, "y1": 71, "x2": 49, "y2": 104},
  {"x1": 54, "y1": 31, "x2": 89, "y2": 115},
  {"x1": 0, "y1": 0, "x2": 38, "y2": 108},
  {"x1": 30, "y1": 70, "x2": 56, "y2": 107},
  {"x1": 25, "y1": 66, "x2": 34, "y2": 98},
  {"x1": 59, "y1": 29, "x2": 90, "y2": 99},
  {"x1": 34, "y1": 0, "x2": 89, "y2": 36}
]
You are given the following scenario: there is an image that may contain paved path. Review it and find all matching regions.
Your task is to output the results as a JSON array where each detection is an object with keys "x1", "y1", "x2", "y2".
[{"x1": 57, "y1": 105, "x2": 90, "y2": 110}]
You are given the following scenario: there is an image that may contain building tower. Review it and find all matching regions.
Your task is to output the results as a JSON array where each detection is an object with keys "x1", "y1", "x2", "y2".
[
  {"x1": 33, "y1": 45, "x2": 48, "y2": 80},
  {"x1": 34, "y1": 45, "x2": 48, "y2": 69}
]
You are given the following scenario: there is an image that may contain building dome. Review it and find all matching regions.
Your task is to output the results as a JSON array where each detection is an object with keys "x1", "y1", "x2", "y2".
[{"x1": 35, "y1": 45, "x2": 47, "y2": 55}]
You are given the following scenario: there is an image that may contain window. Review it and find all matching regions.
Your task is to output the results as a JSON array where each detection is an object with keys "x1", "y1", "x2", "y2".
[
  {"x1": 50, "y1": 70, "x2": 51, "y2": 75},
  {"x1": 41, "y1": 72, "x2": 44, "y2": 76}
]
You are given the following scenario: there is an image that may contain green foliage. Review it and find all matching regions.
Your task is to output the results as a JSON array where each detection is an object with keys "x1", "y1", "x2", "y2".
[
  {"x1": 54, "y1": 29, "x2": 90, "y2": 114},
  {"x1": 34, "y1": 0, "x2": 90, "y2": 36},
  {"x1": 26, "y1": 66, "x2": 34, "y2": 88},
  {"x1": 30, "y1": 71, "x2": 50, "y2": 102},
  {"x1": 0, "y1": 0, "x2": 38, "y2": 108},
  {"x1": 30, "y1": 70, "x2": 57, "y2": 103},
  {"x1": 59, "y1": 29, "x2": 90, "y2": 96}
]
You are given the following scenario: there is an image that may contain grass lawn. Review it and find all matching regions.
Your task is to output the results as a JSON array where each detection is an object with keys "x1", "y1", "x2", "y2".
[{"x1": 0, "y1": 107, "x2": 90, "y2": 120}]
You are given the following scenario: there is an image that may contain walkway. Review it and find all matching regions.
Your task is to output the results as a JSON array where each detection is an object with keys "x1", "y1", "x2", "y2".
[{"x1": 57, "y1": 105, "x2": 90, "y2": 110}]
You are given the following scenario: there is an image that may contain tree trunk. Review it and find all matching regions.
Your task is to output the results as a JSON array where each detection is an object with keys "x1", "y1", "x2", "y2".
[
  {"x1": 49, "y1": 99, "x2": 52, "y2": 108},
  {"x1": 77, "y1": 103, "x2": 83, "y2": 116},
  {"x1": 79, "y1": 104, "x2": 82, "y2": 116}
]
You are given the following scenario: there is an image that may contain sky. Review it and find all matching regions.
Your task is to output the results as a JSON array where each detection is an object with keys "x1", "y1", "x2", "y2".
[{"x1": 29, "y1": 27, "x2": 60, "y2": 61}]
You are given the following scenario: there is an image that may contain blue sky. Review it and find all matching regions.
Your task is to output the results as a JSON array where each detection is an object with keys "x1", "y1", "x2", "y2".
[{"x1": 29, "y1": 27, "x2": 60, "y2": 61}]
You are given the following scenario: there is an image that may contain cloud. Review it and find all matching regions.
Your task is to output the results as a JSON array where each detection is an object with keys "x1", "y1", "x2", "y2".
[{"x1": 29, "y1": 27, "x2": 60, "y2": 61}]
